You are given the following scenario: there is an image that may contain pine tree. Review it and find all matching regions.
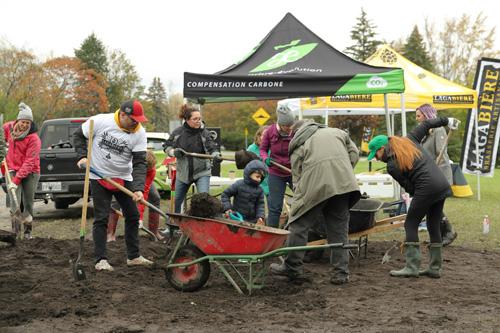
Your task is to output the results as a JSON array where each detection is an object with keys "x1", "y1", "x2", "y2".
[
  {"x1": 403, "y1": 26, "x2": 434, "y2": 71},
  {"x1": 74, "y1": 33, "x2": 109, "y2": 76},
  {"x1": 146, "y1": 77, "x2": 168, "y2": 131},
  {"x1": 344, "y1": 8, "x2": 381, "y2": 61}
]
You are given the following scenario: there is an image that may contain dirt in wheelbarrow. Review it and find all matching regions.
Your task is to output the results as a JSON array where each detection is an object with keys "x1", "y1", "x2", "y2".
[{"x1": 2, "y1": 237, "x2": 500, "y2": 333}]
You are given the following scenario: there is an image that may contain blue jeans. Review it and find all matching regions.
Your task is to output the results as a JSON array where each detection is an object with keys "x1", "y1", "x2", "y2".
[
  {"x1": 174, "y1": 176, "x2": 210, "y2": 213},
  {"x1": 267, "y1": 174, "x2": 293, "y2": 228}
]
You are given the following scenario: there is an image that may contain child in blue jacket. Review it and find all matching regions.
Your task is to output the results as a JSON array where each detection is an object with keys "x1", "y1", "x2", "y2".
[{"x1": 221, "y1": 160, "x2": 267, "y2": 225}]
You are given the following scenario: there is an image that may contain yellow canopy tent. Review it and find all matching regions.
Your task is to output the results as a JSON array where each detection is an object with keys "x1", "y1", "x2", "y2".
[{"x1": 299, "y1": 44, "x2": 477, "y2": 111}]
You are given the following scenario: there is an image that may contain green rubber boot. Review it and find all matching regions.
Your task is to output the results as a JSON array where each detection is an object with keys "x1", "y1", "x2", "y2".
[
  {"x1": 419, "y1": 243, "x2": 442, "y2": 278},
  {"x1": 390, "y1": 242, "x2": 420, "y2": 278}
]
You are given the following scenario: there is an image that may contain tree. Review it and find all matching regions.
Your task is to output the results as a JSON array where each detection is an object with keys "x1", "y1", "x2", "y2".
[
  {"x1": 39, "y1": 57, "x2": 108, "y2": 121},
  {"x1": 344, "y1": 8, "x2": 382, "y2": 61},
  {"x1": 403, "y1": 26, "x2": 434, "y2": 71},
  {"x1": 74, "y1": 33, "x2": 109, "y2": 76},
  {"x1": 424, "y1": 13, "x2": 500, "y2": 86},
  {"x1": 0, "y1": 45, "x2": 40, "y2": 115},
  {"x1": 145, "y1": 77, "x2": 168, "y2": 131},
  {"x1": 107, "y1": 49, "x2": 144, "y2": 111}
]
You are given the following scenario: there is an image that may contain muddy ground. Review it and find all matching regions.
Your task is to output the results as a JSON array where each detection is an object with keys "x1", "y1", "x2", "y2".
[{"x1": 1, "y1": 194, "x2": 500, "y2": 332}]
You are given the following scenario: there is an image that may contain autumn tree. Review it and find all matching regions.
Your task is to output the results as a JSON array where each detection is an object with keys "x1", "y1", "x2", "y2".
[
  {"x1": 424, "y1": 13, "x2": 500, "y2": 86},
  {"x1": 144, "y1": 77, "x2": 168, "y2": 131},
  {"x1": 107, "y1": 49, "x2": 144, "y2": 111},
  {"x1": 0, "y1": 44, "x2": 41, "y2": 116},
  {"x1": 39, "y1": 57, "x2": 108, "y2": 121},
  {"x1": 403, "y1": 26, "x2": 434, "y2": 71},
  {"x1": 74, "y1": 33, "x2": 108, "y2": 76},
  {"x1": 344, "y1": 8, "x2": 382, "y2": 61}
]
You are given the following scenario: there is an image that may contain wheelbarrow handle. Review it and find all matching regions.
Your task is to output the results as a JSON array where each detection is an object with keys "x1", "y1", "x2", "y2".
[{"x1": 89, "y1": 167, "x2": 170, "y2": 222}]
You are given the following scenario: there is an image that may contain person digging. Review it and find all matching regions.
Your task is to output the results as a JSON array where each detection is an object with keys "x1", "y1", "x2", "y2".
[{"x1": 367, "y1": 116, "x2": 460, "y2": 278}]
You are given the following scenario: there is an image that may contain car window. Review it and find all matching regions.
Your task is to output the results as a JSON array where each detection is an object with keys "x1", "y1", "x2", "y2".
[
  {"x1": 41, "y1": 124, "x2": 81, "y2": 149},
  {"x1": 147, "y1": 138, "x2": 166, "y2": 151}
]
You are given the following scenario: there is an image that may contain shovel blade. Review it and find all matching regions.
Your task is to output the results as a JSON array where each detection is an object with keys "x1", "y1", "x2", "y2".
[
  {"x1": 11, "y1": 210, "x2": 23, "y2": 237},
  {"x1": 72, "y1": 262, "x2": 86, "y2": 281}
]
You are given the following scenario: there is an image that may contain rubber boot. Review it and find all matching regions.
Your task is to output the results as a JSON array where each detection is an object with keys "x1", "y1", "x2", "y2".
[
  {"x1": 390, "y1": 242, "x2": 420, "y2": 277},
  {"x1": 107, "y1": 211, "x2": 120, "y2": 242},
  {"x1": 441, "y1": 217, "x2": 457, "y2": 246},
  {"x1": 419, "y1": 243, "x2": 442, "y2": 278},
  {"x1": 148, "y1": 211, "x2": 164, "y2": 241}
]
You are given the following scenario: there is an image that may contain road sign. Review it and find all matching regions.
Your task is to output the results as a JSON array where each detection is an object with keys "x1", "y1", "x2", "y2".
[{"x1": 252, "y1": 108, "x2": 270, "y2": 126}]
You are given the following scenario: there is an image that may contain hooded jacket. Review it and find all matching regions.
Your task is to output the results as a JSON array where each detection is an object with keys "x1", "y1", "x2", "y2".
[
  {"x1": 3, "y1": 120, "x2": 41, "y2": 184},
  {"x1": 288, "y1": 122, "x2": 360, "y2": 224},
  {"x1": 221, "y1": 160, "x2": 267, "y2": 222},
  {"x1": 421, "y1": 126, "x2": 453, "y2": 185}
]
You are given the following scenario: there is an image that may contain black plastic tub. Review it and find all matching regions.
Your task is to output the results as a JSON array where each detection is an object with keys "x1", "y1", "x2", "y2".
[{"x1": 348, "y1": 198, "x2": 384, "y2": 233}]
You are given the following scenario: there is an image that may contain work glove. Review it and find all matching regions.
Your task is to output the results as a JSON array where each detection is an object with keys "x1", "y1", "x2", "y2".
[
  {"x1": 211, "y1": 152, "x2": 223, "y2": 162},
  {"x1": 447, "y1": 117, "x2": 461, "y2": 130},
  {"x1": 265, "y1": 157, "x2": 273, "y2": 167},
  {"x1": 167, "y1": 148, "x2": 175, "y2": 157},
  {"x1": 7, "y1": 183, "x2": 17, "y2": 191},
  {"x1": 173, "y1": 148, "x2": 185, "y2": 158}
]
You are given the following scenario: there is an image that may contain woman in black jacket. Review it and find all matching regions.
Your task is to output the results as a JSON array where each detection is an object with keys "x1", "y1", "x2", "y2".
[
  {"x1": 163, "y1": 104, "x2": 220, "y2": 213},
  {"x1": 367, "y1": 116, "x2": 460, "y2": 278}
]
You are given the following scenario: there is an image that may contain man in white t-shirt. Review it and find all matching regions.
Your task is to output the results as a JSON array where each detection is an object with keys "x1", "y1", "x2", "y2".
[{"x1": 74, "y1": 100, "x2": 152, "y2": 271}]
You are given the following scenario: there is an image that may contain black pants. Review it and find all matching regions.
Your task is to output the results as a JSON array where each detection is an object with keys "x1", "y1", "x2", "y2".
[
  {"x1": 405, "y1": 194, "x2": 445, "y2": 243},
  {"x1": 91, "y1": 180, "x2": 140, "y2": 262}
]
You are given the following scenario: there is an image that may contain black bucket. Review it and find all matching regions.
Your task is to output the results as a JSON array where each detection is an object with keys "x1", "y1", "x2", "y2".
[{"x1": 348, "y1": 199, "x2": 384, "y2": 233}]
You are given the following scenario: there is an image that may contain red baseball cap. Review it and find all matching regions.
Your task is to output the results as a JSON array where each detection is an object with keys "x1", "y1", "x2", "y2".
[{"x1": 120, "y1": 100, "x2": 148, "y2": 123}]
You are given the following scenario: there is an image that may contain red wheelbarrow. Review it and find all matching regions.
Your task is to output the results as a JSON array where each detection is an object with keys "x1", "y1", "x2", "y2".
[{"x1": 164, "y1": 213, "x2": 356, "y2": 295}]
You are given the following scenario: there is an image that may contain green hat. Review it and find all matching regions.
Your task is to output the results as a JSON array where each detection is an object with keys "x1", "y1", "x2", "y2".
[{"x1": 367, "y1": 135, "x2": 388, "y2": 161}]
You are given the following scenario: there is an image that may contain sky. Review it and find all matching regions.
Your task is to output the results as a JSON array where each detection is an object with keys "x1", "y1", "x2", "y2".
[{"x1": 1, "y1": 0, "x2": 498, "y2": 94}]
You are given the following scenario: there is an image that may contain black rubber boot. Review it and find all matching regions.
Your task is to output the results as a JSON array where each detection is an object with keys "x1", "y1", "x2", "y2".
[
  {"x1": 441, "y1": 217, "x2": 457, "y2": 246},
  {"x1": 419, "y1": 243, "x2": 442, "y2": 278},
  {"x1": 390, "y1": 242, "x2": 420, "y2": 278}
]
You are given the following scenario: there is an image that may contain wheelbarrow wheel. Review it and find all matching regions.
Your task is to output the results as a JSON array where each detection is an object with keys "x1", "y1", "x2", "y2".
[{"x1": 166, "y1": 244, "x2": 210, "y2": 292}]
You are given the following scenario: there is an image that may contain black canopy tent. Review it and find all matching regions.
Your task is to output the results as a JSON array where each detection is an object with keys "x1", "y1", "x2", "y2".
[{"x1": 184, "y1": 12, "x2": 405, "y2": 112}]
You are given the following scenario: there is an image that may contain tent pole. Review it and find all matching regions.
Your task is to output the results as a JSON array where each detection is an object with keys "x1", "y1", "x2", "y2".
[
  {"x1": 401, "y1": 94, "x2": 407, "y2": 136},
  {"x1": 383, "y1": 94, "x2": 391, "y2": 135},
  {"x1": 473, "y1": 108, "x2": 481, "y2": 201},
  {"x1": 324, "y1": 110, "x2": 328, "y2": 126}
]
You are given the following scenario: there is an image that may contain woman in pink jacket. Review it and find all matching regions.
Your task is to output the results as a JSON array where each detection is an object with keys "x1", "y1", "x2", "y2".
[
  {"x1": 3, "y1": 103, "x2": 41, "y2": 238},
  {"x1": 259, "y1": 105, "x2": 295, "y2": 228}
]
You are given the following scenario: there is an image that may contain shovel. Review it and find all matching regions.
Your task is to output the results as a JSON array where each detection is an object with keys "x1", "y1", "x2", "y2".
[
  {"x1": 89, "y1": 167, "x2": 170, "y2": 233},
  {"x1": 71, "y1": 120, "x2": 94, "y2": 281},
  {"x1": 3, "y1": 160, "x2": 23, "y2": 238},
  {"x1": 176, "y1": 148, "x2": 292, "y2": 173},
  {"x1": 110, "y1": 207, "x2": 158, "y2": 241}
]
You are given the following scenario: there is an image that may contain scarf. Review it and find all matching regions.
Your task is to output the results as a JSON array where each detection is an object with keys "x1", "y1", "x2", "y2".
[{"x1": 11, "y1": 121, "x2": 30, "y2": 141}]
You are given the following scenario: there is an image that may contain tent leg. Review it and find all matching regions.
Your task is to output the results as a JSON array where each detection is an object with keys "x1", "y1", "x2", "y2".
[
  {"x1": 384, "y1": 94, "x2": 391, "y2": 135},
  {"x1": 400, "y1": 94, "x2": 407, "y2": 137}
]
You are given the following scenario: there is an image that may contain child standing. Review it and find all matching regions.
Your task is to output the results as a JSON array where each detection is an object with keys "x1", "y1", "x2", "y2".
[{"x1": 221, "y1": 160, "x2": 267, "y2": 225}]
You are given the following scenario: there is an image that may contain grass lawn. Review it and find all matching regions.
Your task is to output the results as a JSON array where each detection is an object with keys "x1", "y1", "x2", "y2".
[{"x1": 219, "y1": 155, "x2": 500, "y2": 250}]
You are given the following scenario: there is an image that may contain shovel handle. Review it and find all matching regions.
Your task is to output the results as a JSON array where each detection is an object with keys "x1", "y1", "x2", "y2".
[
  {"x1": 3, "y1": 160, "x2": 19, "y2": 208},
  {"x1": 269, "y1": 160, "x2": 291, "y2": 173},
  {"x1": 80, "y1": 120, "x2": 94, "y2": 238},
  {"x1": 177, "y1": 148, "x2": 234, "y2": 161},
  {"x1": 89, "y1": 167, "x2": 169, "y2": 221}
]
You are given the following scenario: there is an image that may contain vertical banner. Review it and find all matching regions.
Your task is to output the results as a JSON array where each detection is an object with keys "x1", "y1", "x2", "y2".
[{"x1": 461, "y1": 58, "x2": 500, "y2": 177}]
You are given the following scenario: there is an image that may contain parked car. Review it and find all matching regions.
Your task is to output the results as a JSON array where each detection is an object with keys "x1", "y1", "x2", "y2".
[
  {"x1": 146, "y1": 132, "x2": 171, "y2": 199},
  {"x1": 36, "y1": 117, "x2": 88, "y2": 209}
]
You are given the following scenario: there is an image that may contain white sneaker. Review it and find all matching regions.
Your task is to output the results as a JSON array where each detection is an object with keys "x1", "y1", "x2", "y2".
[
  {"x1": 95, "y1": 259, "x2": 114, "y2": 271},
  {"x1": 127, "y1": 255, "x2": 153, "y2": 267}
]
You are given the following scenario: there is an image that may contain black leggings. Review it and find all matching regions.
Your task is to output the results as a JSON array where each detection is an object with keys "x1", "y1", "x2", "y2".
[{"x1": 405, "y1": 195, "x2": 445, "y2": 243}]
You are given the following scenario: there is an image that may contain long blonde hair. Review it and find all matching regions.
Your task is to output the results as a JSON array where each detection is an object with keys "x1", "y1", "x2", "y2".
[{"x1": 388, "y1": 136, "x2": 422, "y2": 172}]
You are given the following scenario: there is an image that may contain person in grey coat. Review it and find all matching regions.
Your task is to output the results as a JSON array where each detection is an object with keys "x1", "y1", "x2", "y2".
[
  {"x1": 270, "y1": 121, "x2": 361, "y2": 285},
  {"x1": 415, "y1": 104, "x2": 457, "y2": 246},
  {"x1": 221, "y1": 160, "x2": 267, "y2": 224}
]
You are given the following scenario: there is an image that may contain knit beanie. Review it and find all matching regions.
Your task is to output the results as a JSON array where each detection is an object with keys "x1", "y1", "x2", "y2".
[
  {"x1": 416, "y1": 104, "x2": 437, "y2": 120},
  {"x1": 276, "y1": 104, "x2": 295, "y2": 126},
  {"x1": 17, "y1": 102, "x2": 33, "y2": 122}
]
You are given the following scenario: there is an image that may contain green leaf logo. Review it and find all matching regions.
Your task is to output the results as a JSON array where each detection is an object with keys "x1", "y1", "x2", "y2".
[{"x1": 250, "y1": 43, "x2": 318, "y2": 73}]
